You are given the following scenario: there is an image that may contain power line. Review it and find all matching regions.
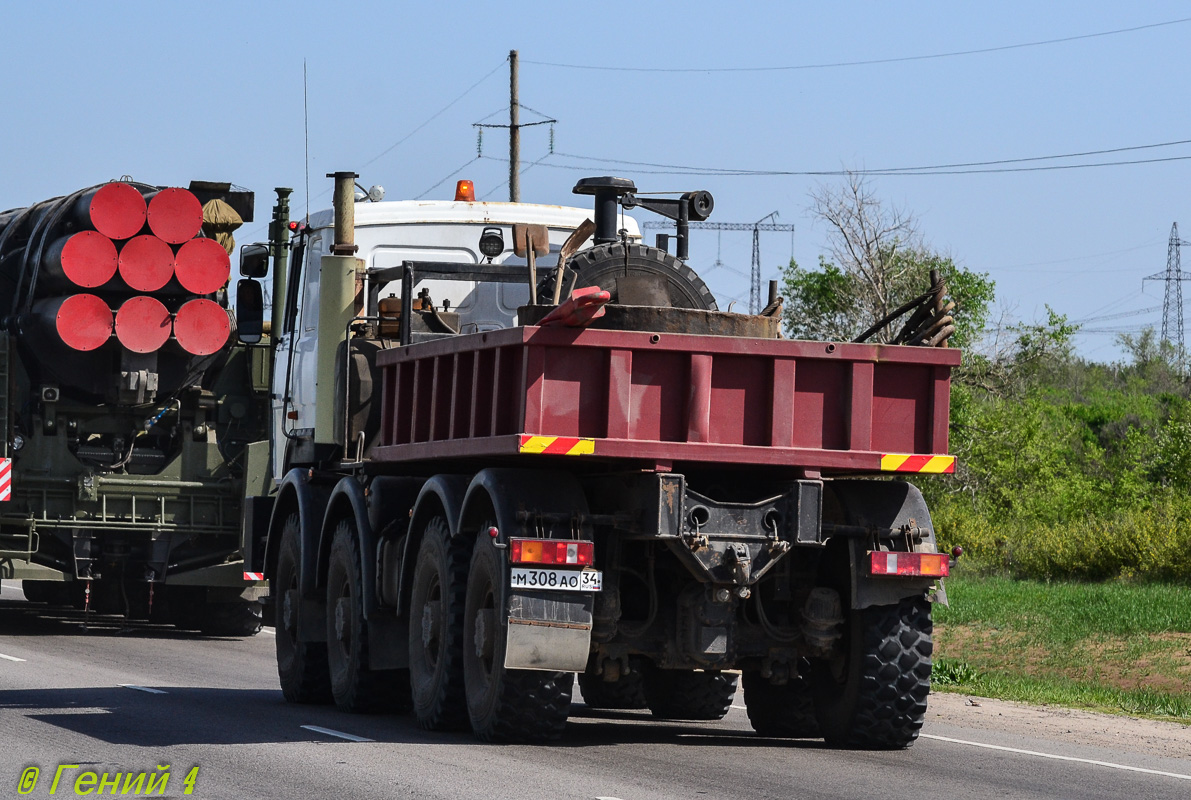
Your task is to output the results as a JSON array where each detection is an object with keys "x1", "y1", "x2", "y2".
[
  {"x1": 523, "y1": 17, "x2": 1191, "y2": 73},
  {"x1": 542, "y1": 144, "x2": 1191, "y2": 177},
  {"x1": 359, "y1": 59, "x2": 508, "y2": 171}
]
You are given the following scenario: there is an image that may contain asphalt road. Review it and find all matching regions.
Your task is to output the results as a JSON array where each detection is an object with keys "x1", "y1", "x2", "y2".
[{"x1": 2, "y1": 580, "x2": 1188, "y2": 800}]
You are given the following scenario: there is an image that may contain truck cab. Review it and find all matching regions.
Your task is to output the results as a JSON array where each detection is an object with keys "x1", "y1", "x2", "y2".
[{"x1": 271, "y1": 189, "x2": 640, "y2": 482}]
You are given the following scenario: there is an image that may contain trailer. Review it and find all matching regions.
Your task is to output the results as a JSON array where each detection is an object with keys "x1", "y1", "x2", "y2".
[{"x1": 241, "y1": 172, "x2": 960, "y2": 747}]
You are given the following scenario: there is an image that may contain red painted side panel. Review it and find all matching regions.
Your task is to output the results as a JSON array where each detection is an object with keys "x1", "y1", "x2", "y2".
[{"x1": 373, "y1": 326, "x2": 960, "y2": 473}]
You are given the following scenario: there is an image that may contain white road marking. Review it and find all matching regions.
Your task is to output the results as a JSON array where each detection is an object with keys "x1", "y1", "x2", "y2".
[
  {"x1": 118, "y1": 684, "x2": 167, "y2": 694},
  {"x1": 259, "y1": 628, "x2": 276, "y2": 635},
  {"x1": 0, "y1": 653, "x2": 27, "y2": 662},
  {"x1": 301, "y1": 725, "x2": 374, "y2": 743},
  {"x1": 921, "y1": 734, "x2": 1191, "y2": 781},
  {"x1": 731, "y1": 704, "x2": 747, "y2": 710}
]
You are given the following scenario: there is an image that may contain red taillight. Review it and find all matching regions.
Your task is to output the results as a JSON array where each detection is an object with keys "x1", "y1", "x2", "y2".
[
  {"x1": 868, "y1": 551, "x2": 949, "y2": 577},
  {"x1": 509, "y1": 538, "x2": 593, "y2": 566}
]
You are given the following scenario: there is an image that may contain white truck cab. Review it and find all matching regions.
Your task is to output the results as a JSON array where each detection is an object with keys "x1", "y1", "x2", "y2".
[{"x1": 270, "y1": 194, "x2": 641, "y2": 482}]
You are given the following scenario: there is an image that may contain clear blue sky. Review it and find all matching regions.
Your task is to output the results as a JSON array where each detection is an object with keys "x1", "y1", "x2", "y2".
[{"x1": 3, "y1": 1, "x2": 1188, "y2": 361}]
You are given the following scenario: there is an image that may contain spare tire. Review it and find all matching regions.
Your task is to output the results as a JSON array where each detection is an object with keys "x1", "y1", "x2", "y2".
[{"x1": 540, "y1": 242, "x2": 717, "y2": 311}]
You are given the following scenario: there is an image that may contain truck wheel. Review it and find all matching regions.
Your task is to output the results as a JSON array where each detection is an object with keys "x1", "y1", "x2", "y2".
[
  {"x1": 200, "y1": 601, "x2": 264, "y2": 636},
  {"x1": 274, "y1": 513, "x2": 332, "y2": 704},
  {"x1": 642, "y1": 668, "x2": 737, "y2": 720},
  {"x1": 578, "y1": 671, "x2": 647, "y2": 710},
  {"x1": 326, "y1": 521, "x2": 411, "y2": 713},
  {"x1": 20, "y1": 580, "x2": 71, "y2": 606},
  {"x1": 742, "y1": 669, "x2": 818, "y2": 738},
  {"x1": 408, "y1": 516, "x2": 470, "y2": 730},
  {"x1": 463, "y1": 532, "x2": 574, "y2": 742},
  {"x1": 812, "y1": 595, "x2": 933, "y2": 749}
]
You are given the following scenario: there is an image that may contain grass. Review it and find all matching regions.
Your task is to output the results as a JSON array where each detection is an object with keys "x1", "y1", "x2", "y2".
[{"x1": 931, "y1": 575, "x2": 1191, "y2": 723}]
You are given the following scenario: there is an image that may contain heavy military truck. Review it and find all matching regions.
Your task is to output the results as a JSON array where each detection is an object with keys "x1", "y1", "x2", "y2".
[
  {"x1": 0, "y1": 180, "x2": 275, "y2": 635},
  {"x1": 242, "y1": 172, "x2": 958, "y2": 746}
]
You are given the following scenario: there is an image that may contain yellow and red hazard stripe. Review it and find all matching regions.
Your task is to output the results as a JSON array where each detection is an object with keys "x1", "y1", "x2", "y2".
[
  {"x1": 880, "y1": 453, "x2": 955, "y2": 474},
  {"x1": 518, "y1": 435, "x2": 595, "y2": 456}
]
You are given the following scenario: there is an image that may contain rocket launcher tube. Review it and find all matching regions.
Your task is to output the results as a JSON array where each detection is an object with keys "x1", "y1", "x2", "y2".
[
  {"x1": 145, "y1": 188, "x2": 204, "y2": 244},
  {"x1": 117, "y1": 235, "x2": 175, "y2": 292},
  {"x1": 43, "y1": 231, "x2": 118, "y2": 288},
  {"x1": 32, "y1": 294, "x2": 114, "y2": 352}
]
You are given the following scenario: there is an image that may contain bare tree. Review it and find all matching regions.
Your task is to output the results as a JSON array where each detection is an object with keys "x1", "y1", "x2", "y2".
[{"x1": 809, "y1": 172, "x2": 922, "y2": 342}]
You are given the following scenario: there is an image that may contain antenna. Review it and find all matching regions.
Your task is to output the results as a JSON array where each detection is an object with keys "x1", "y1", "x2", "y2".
[{"x1": 303, "y1": 59, "x2": 310, "y2": 222}]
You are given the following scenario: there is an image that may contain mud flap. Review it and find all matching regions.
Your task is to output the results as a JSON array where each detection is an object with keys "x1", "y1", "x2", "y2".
[{"x1": 503, "y1": 589, "x2": 593, "y2": 672}]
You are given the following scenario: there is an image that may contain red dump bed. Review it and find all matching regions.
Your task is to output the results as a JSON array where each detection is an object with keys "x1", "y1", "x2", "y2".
[{"x1": 374, "y1": 325, "x2": 961, "y2": 475}]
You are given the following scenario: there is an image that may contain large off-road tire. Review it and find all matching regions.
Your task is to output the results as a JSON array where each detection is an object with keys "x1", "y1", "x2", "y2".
[
  {"x1": 742, "y1": 669, "x2": 818, "y2": 738},
  {"x1": 540, "y1": 242, "x2": 718, "y2": 310},
  {"x1": 326, "y1": 521, "x2": 411, "y2": 713},
  {"x1": 200, "y1": 601, "x2": 264, "y2": 637},
  {"x1": 462, "y1": 531, "x2": 573, "y2": 742},
  {"x1": 274, "y1": 513, "x2": 332, "y2": 704},
  {"x1": 408, "y1": 516, "x2": 470, "y2": 731},
  {"x1": 642, "y1": 668, "x2": 738, "y2": 721},
  {"x1": 20, "y1": 580, "x2": 72, "y2": 606},
  {"x1": 578, "y1": 670, "x2": 647, "y2": 710},
  {"x1": 812, "y1": 595, "x2": 933, "y2": 749}
]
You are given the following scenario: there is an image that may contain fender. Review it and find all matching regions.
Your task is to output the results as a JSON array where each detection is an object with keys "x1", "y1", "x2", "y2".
[
  {"x1": 264, "y1": 468, "x2": 331, "y2": 601},
  {"x1": 459, "y1": 467, "x2": 592, "y2": 539},
  {"x1": 395, "y1": 474, "x2": 471, "y2": 616},
  {"x1": 317, "y1": 476, "x2": 371, "y2": 595},
  {"x1": 827, "y1": 479, "x2": 939, "y2": 610}
]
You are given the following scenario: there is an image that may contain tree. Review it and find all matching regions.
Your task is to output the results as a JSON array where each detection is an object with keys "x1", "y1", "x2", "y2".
[{"x1": 782, "y1": 173, "x2": 993, "y2": 349}]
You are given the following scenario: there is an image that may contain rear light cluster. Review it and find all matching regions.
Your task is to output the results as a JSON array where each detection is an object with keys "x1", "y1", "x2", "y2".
[
  {"x1": 868, "y1": 551, "x2": 949, "y2": 577},
  {"x1": 509, "y1": 538, "x2": 594, "y2": 566}
]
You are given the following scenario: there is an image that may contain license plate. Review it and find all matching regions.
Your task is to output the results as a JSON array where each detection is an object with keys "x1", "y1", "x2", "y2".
[{"x1": 509, "y1": 567, "x2": 602, "y2": 592}]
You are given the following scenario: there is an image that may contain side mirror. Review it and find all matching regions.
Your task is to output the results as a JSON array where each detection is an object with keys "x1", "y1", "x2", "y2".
[
  {"x1": 239, "y1": 243, "x2": 269, "y2": 278},
  {"x1": 236, "y1": 279, "x2": 264, "y2": 344}
]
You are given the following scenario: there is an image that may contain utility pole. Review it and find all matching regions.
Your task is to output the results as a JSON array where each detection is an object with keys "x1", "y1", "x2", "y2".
[{"x1": 509, "y1": 50, "x2": 519, "y2": 203}]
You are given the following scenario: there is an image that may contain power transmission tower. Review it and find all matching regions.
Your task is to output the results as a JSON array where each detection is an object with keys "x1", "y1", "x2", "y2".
[
  {"x1": 1144, "y1": 222, "x2": 1191, "y2": 366},
  {"x1": 643, "y1": 213, "x2": 795, "y2": 313}
]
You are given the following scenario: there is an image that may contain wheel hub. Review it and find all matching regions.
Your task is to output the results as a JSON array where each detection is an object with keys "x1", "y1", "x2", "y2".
[
  {"x1": 282, "y1": 588, "x2": 298, "y2": 635},
  {"x1": 421, "y1": 600, "x2": 442, "y2": 651},
  {"x1": 334, "y1": 596, "x2": 351, "y2": 644},
  {"x1": 473, "y1": 608, "x2": 495, "y2": 660}
]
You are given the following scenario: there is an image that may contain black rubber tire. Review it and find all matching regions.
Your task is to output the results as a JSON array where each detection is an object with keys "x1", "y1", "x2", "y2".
[
  {"x1": 167, "y1": 586, "x2": 207, "y2": 631},
  {"x1": 326, "y1": 520, "x2": 411, "y2": 713},
  {"x1": 200, "y1": 601, "x2": 264, "y2": 637},
  {"x1": 462, "y1": 531, "x2": 573, "y2": 742},
  {"x1": 642, "y1": 668, "x2": 738, "y2": 721},
  {"x1": 742, "y1": 669, "x2": 819, "y2": 738},
  {"x1": 408, "y1": 516, "x2": 470, "y2": 731},
  {"x1": 578, "y1": 670, "x2": 647, "y2": 710},
  {"x1": 812, "y1": 596, "x2": 933, "y2": 749},
  {"x1": 274, "y1": 513, "x2": 332, "y2": 704},
  {"x1": 20, "y1": 580, "x2": 71, "y2": 606},
  {"x1": 540, "y1": 242, "x2": 718, "y2": 310}
]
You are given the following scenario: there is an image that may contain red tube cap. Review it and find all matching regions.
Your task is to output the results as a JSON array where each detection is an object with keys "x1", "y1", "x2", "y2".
[
  {"x1": 174, "y1": 238, "x2": 230, "y2": 295},
  {"x1": 56, "y1": 294, "x2": 113, "y2": 351},
  {"x1": 173, "y1": 298, "x2": 231, "y2": 355},
  {"x1": 115, "y1": 296, "x2": 172, "y2": 353},
  {"x1": 60, "y1": 231, "x2": 118, "y2": 288},
  {"x1": 118, "y1": 235, "x2": 175, "y2": 292},
  {"x1": 147, "y1": 188, "x2": 204, "y2": 244},
  {"x1": 88, "y1": 182, "x2": 147, "y2": 240}
]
